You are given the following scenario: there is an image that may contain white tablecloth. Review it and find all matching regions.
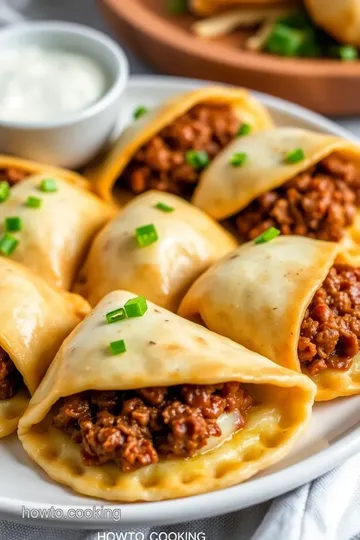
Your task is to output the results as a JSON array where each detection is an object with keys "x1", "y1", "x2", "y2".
[{"x1": 1, "y1": 1, "x2": 360, "y2": 539}]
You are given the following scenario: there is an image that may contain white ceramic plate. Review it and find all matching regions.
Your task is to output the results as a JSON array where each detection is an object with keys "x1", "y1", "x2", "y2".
[{"x1": 2, "y1": 75, "x2": 360, "y2": 530}]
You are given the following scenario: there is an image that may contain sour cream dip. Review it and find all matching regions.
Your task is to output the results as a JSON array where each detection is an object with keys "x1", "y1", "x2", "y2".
[{"x1": 0, "y1": 46, "x2": 108, "y2": 123}]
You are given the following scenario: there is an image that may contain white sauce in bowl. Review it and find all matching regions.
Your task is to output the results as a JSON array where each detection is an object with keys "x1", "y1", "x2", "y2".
[{"x1": 0, "y1": 46, "x2": 108, "y2": 123}]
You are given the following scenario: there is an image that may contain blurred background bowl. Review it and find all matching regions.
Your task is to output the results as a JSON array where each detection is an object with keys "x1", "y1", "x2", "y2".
[
  {"x1": 100, "y1": 0, "x2": 360, "y2": 116},
  {"x1": 0, "y1": 21, "x2": 129, "y2": 168}
]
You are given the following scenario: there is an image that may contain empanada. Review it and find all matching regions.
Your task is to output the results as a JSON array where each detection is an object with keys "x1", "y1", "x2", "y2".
[
  {"x1": 74, "y1": 191, "x2": 237, "y2": 310},
  {"x1": 179, "y1": 235, "x2": 360, "y2": 400},
  {"x1": 88, "y1": 87, "x2": 273, "y2": 205},
  {"x1": 0, "y1": 258, "x2": 89, "y2": 437},
  {"x1": 19, "y1": 290, "x2": 315, "y2": 501},
  {"x1": 0, "y1": 173, "x2": 113, "y2": 289},
  {"x1": 193, "y1": 127, "x2": 360, "y2": 257},
  {"x1": 305, "y1": 0, "x2": 360, "y2": 46}
]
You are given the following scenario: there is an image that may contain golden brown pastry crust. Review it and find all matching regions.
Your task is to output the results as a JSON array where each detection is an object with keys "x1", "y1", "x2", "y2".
[
  {"x1": 74, "y1": 191, "x2": 237, "y2": 310},
  {"x1": 0, "y1": 258, "x2": 89, "y2": 437},
  {"x1": 0, "y1": 173, "x2": 114, "y2": 290},
  {"x1": 0, "y1": 155, "x2": 88, "y2": 189},
  {"x1": 19, "y1": 290, "x2": 316, "y2": 501},
  {"x1": 305, "y1": 0, "x2": 360, "y2": 46},
  {"x1": 87, "y1": 87, "x2": 274, "y2": 205},
  {"x1": 179, "y1": 235, "x2": 360, "y2": 400},
  {"x1": 192, "y1": 127, "x2": 360, "y2": 258}
]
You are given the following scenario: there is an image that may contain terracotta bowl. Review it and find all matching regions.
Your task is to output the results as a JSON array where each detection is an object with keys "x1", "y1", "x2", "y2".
[{"x1": 99, "y1": 0, "x2": 360, "y2": 116}]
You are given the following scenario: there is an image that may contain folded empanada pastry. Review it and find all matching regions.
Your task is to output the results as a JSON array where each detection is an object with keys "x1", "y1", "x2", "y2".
[
  {"x1": 74, "y1": 191, "x2": 237, "y2": 310},
  {"x1": 190, "y1": 0, "x2": 297, "y2": 16},
  {"x1": 305, "y1": 0, "x2": 360, "y2": 46},
  {"x1": 0, "y1": 172, "x2": 113, "y2": 289},
  {"x1": 18, "y1": 290, "x2": 315, "y2": 501},
  {"x1": 179, "y1": 235, "x2": 360, "y2": 400},
  {"x1": 88, "y1": 87, "x2": 273, "y2": 205},
  {"x1": 0, "y1": 154, "x2": 88, "y2": 188},
  {"x1": 0, "y1": 258, "x2": 89, "y2": 437},
  {"x1": 193, "y1": 128, "x2": 360, "y2": 256}
]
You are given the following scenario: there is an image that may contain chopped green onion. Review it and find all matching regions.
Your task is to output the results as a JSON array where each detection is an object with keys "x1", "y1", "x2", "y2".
[
  {"x1": 185, "y1": 150, "x2": 209, "y2": 170},
  {"x1": 230, "y1": 152, "x2": 248, "y2": 167},
  {"x1": 39, "y1": 178, "x2": 57, "y2": 193},
  {"x1": 0, "y1": 233, "x2": 19, "y2": 255},
  {"x1": 264, "y1": 24, "x2": 309, "y2": 57},
  {"x1": 285, "y1": 148, "x2": 305, "y2": 164},
  {"x1": 0, "y1": 181, "x2": 10, "y2": 203},
  {"x1": 106, "y1": 307, "x2": 127, "y2": 324},
  {"x1": 133, "y1": 106, "x2": 148, "y2": 120},
  {"x1": 109, "y1": 339, "x2": 126, "y2": 355},
  {"x1": 254, "y1": 227, "x2": 280, "y2": 245},
  {"x1": 330, "y1": 45, "x2": 359, "y2": 62},
  {"x1": 124, "y1": 296, "x2": 148, "y2": 318},
  {"x1": 155, "y1": 201, "x2": 174, "y2": 213},
  {"x1": 25, "y1": 196, "x2": 42, "y2": 208},
  {"x1": 168, "y1": 0, "x2": 188, "y2": 14},
  {"x1": 237, "y1": 123, "x2": 252, "y2": 137},
  {"x1": 135, "y1": 224, "x2": 158, "y2": 248},
  {"x1": 5, "y1": 217, "x2": 22, "y2": 232}
]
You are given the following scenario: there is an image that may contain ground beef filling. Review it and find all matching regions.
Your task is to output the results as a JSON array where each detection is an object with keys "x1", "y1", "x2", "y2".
[
  {"x1": 0, "y1": 348, "x2": 22, "y2": 400},
  {"x1": 235, "y1": 154, "x2": 360, "y2": 242},
  {"x1": 0, "y1": 167, "x2": 29, "y2": 186},
  {"x1": 53, "y1": 383, "x2": 253, "y2": 472},
  {"x1": 123, "y1": 103, "x2": 241, "y2": 197},
  {"x1": 298, "y1": 264, "x2": 360, "y2": 375}
]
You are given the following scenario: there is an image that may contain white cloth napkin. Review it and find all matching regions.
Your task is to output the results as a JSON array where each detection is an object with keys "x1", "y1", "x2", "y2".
[{"x1": 1, "y1": 1, "x2": 360, "y2": 539}]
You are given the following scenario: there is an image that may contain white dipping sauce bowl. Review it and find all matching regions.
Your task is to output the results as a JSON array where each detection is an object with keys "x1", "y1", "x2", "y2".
[{"x1": 0, "y1": 21, "x2": 129, "y2": 168}]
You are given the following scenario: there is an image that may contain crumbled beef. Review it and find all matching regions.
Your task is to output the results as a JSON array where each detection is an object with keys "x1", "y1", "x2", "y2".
[
  {"x1": 53, "y1": 383, "x2": 253, "y2": 472},
  {"x1": 298, "y1": 264, "x2": 360, "y2": 375},
  {"x1": 235, "y1": 154, "x2": 360, "y2": 242},
  {"x1": 123, "y1": 103, "x2": 241, "y2": 197},
  {"x1": 0, "y1": 168, "x2": 29, "y2": 186},
  {"x1": 0, "y1": 348, "x2": 22, "y2": 400}
]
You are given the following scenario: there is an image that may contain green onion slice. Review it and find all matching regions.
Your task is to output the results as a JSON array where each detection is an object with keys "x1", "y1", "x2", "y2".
[
  {"x1": 168, "y1": 0, "x2": 188, "y2": 14},
  {"x1": 155, "y1": 201, "x2": 174, "y2": 213},
  {"x1": 264, "y1": 24, "x2": 308, "y2": 57},
  {"x1": 237, "y1": 123, "x2": 252, "y2": 137},
  {"x1": 185, "y1": 150, "x2": 210, "y2": 170},
  {"x1": 285, "y1": 148, "x2": 305, "y2": 164},
  {"x1": 124, "y1": 296, "x2": 148, "y2": 318},
  {"x1": 25, "y1": 196, "x2": 42, "y2": 208},
  {"x1": 106, "y1": 307, "x2": 127, "y2": 324},
  {"x1": 0, "y1": 181, "x2": 10, "y2": 203},
  {"x1": 5, "y1": 217, "x2": 22, "y2": 232},
  {"x1": 254, "y1": 227, "x2": 281, "y2": 245},
  {"x1": 331, "y1": 45, "x2": 359, "y2": 62},
  {"x1": 39, "y1": 178, "x2": 58, "y2": 193},
  {"x1": 135, "y1": 224, "x2": 158, "y2": 248},
  {"x1": 0, "y1": 233, "x2": 19, "y2": 255},
  {"x1": 230, "y1": 152, "x2": 248, "y2": 167},
  {"x1": 109, "y1": 339, "x2": 127, "y2": 355},
  {"x1": 133, "y1": 106, "x2": 148, "y2": 120}
]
